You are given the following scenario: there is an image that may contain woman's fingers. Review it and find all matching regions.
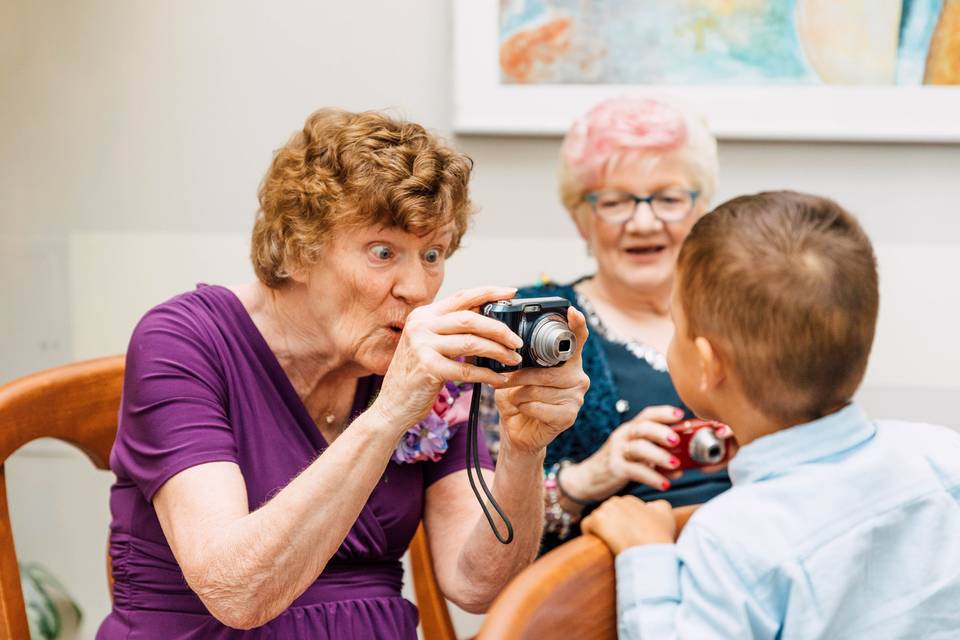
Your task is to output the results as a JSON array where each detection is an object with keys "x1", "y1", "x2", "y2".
[
  {"x1": 425, "y1": 354, "x2": 509, "y2": 388},
  {"x1": 632, "y1": 404, "x2": 685, "y2": 425},
  {"x1": 511, "y1": 400, "x2": 579, "y2": 429},
  {"x1": 431, "y1": 334, "x2": 522, "y2": 368},
  {"x1": 432, "y1": 286, "x2": 517, "y2": 314},
  {"x1": 430, "y1": 310, "x2": 524, "y2": 349},
  {"x1": 622, "y1": 419, "x2": 680, "y2": 449},
  {"x1": 714, "y1": 423, "x2": 735, "y2": 439},
  {"x1": 565, "y1": 306, "x2": 589, "y2": 363},
  {"x1": 498, "y1": 360, "x2": 588, "y2": 389},
  {"x1": 619, "y1": 460, "x2": 674, "y2": 491},
  {"x1": 503, "y1": 384, "x2": 578, "y2": 407},
  {"x1": 622, "y1": 438, "x2": 677, "y2": 470}
]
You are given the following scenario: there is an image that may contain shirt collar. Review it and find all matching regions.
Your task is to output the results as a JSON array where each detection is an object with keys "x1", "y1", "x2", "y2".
[{"x1": 728, "y1": 403, "x2": 877, "y2": 486}]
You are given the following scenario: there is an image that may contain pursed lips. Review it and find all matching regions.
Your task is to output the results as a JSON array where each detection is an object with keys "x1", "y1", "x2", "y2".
[
  {"x1": 386, "y1": 320, "x2": 405, "y2": 337},
  {"x1": 623, "y1": 244, "x2": 667, "y2": 255}
]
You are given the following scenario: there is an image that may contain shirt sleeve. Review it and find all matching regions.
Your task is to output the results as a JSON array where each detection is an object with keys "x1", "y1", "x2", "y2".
[
  {"x1": 112, "y1": 303, "x2": 239, "y2": 501},
  {"x1": 615, "y1": 525, "x2": 779, "y2": 639}
]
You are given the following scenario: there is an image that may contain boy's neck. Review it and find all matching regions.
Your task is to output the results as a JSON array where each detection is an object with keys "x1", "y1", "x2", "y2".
[
  {"x1": 718, "y1": 402, "x2": 784, "y2": 447},
  {"x1": 719, "y1": 398, "x2": 852, "y2": 447}
]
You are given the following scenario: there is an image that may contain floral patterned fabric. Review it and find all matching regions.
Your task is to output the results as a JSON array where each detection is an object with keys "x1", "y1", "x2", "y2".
[{"x1": 392, "y1": 382, "x2": 473, "y2": 464}]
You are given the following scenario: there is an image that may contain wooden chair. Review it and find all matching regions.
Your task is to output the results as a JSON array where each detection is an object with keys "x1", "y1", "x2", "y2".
[
  {"x1": 476, "y1": 505, "x2": 700, "y2": 640},
  {"x1": 410, "y1": 523, "x2": 458, "y2": 640},
  {"x1": 0, "y1": 356, "x2": 458, "y2": 639},
  {"x1": 0, "y1": 355, "x2": 124, "y2": 638}
]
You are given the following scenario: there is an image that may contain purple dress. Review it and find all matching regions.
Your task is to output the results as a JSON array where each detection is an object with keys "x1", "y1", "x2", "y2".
[{"x1": 97, "y1": 284, "x2": 494, "y2": 639}]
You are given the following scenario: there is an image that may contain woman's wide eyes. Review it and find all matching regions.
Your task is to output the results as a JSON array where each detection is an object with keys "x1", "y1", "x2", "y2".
[
  {"x1": 370, "y1": 244, "x2": 393, "y2": 260},
  {"x1": 424, "y1": 248, "x2": 441, "y2": 264}
]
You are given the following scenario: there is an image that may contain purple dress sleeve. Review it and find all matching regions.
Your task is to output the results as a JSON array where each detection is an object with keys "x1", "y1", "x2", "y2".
[{"x1": 113, "y1": 303, "x2": 239, "y2": 501}]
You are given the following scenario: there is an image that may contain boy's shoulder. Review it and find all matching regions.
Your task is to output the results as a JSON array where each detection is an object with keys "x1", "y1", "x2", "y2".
[
  {"x1": 874, "y1": 419, "x2": 960, "y2": 484},
  {"x1": 680, "y1": 418, "x2": 960, "y2": 578},
  {"x1": 677, "y1": 485, "x2": 791, "y2": 571}
]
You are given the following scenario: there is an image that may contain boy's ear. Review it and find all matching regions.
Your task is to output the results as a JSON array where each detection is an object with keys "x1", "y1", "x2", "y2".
[{"x1": 694, "y1": 336, "x2": 725, "y2": 392}]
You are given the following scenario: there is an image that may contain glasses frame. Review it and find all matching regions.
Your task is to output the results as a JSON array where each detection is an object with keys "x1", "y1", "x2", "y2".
[{"x1": 583, "y1": 189, "x2": 701, "y2": 225}]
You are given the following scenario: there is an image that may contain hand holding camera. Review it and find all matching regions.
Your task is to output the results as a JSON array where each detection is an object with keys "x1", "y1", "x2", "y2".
[
  {"x1": 661, "y1": 419, "x2": 735, "y2": 471},
  {"x1": 559, "y1": 408, "x2": 737, "y2": 504},
  {"x1": 374, "y1": 286, "x2": 526, "y2": 431},
  {"x1": 483, "y1": 297, "x2": 590, "y2": 456},
  {"x1": 376, "y1": 291, "x2": 588, "y2": 544},
  {"x1": 558, "y1": 405, "x2": 688, "y2": 503}
]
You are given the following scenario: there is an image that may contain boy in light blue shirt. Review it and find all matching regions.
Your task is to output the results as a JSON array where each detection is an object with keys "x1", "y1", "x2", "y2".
[{"x1": 582, "y1": 191, "x2": 960, "y2": 639}]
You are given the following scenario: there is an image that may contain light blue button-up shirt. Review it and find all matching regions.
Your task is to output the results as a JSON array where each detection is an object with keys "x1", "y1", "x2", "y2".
[{"x1": 615, "y1": 403, "x2": 960, "y2": 639}]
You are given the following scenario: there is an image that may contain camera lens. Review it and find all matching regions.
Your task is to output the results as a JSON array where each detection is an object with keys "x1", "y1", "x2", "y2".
[
  {"x1": 689, "y1": 429, "x2": 725, "y2": 465},
  {"x1": 528, "y1": 313, "x2": 576, "y2": 367}
]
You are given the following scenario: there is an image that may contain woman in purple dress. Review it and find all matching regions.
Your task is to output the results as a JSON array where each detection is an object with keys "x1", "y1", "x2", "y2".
[{"x1": 97, "y1": 108, "x2": 589, "y2": 639}]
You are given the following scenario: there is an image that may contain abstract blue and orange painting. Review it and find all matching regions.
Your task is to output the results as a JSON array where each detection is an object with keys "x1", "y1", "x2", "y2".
[{"x1": 499, "y1": 0, "x2": 959, "y2": 85}]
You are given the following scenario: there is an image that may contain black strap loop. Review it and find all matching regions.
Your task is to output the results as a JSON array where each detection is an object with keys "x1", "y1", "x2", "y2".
[{"x1": 465, "y1": 384, "x2": 514, "y2": 544}]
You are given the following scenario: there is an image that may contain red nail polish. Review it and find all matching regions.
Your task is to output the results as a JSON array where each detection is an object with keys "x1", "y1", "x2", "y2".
[
  {"x1": 668, "y1": 435, "x2": 679, "y2": 445},
  {"x1": 661, "y1": 481, "x2": 671, "y2": 490},
  {"x1": 669, "y1": 457, "x2": 680, "y2": 467}
]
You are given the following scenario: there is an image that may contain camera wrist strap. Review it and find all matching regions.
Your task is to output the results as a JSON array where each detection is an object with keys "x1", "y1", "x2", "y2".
[{"x1": 465, "y1": 383, "x2": 515, "y2": 544}]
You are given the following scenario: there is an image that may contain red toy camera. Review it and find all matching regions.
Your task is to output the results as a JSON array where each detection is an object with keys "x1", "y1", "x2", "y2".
[{"x1": 665, "y1": 419, "x2": 733, "y2": 470}]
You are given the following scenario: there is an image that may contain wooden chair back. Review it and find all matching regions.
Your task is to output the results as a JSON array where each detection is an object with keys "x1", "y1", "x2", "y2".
[
  {"x1": 0, "y1": 355, "x2": 125, "y2": 638},
  {"x1": 409, "y1": 523, "x2": 457, "y2": 640},
  {"x1": 476, "y1": 505, "x2": 699, "y2": 640},
  {"x1": 0, "y1": 356, "x2": 458, "y2": 639}
]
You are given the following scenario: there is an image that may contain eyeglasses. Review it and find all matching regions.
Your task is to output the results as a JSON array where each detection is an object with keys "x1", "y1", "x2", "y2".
[{"x1": 583, "y1": 189, "x2": 700, "y2": 225}]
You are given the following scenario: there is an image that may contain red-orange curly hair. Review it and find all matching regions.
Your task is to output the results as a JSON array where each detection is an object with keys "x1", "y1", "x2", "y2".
[{"x1": 252, "y1": 108, "x2": 475, "y2": 287}]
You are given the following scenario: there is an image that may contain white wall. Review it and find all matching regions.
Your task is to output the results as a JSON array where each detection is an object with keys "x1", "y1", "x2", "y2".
[{"x1": 2, "y1": 1, "x2": 959, "y2": 638}]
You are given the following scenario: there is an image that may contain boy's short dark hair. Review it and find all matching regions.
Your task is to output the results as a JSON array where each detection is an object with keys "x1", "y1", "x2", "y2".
[{"x1": 676, "y1": 191, "x2": 879, "y2": 424}]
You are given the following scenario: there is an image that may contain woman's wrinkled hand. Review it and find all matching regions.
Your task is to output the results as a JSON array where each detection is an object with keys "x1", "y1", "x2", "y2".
[
  {"x1": 581, "y1": 496, "x2": 675, "y2": 555},
  {"x1": 493, "y1": 307, "x2": 591, "y2": 456},
  {"x1": 372, "y1": 286, "x2": 523, "y2": 432},
  {"x1": 559, "y1": 405, "x2": 689, "y2": 502}
]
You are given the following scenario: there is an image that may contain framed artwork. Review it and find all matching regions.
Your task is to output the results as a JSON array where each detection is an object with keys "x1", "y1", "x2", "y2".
[{"x1": 453, "y1": 1, "x2": 960, "y2": 141}]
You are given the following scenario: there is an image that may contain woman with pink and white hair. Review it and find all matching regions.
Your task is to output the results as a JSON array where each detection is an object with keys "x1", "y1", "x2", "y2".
[{"x1": 483, "y1": 96, "x2": 732, "y2": 553}]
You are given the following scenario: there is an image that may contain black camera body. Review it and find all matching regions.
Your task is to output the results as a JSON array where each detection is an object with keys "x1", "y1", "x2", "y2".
[{"x1": 477, "y1": 297, "x2": 576, "y2": 373}]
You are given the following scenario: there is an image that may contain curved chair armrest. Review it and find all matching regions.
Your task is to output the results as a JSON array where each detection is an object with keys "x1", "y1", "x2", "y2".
[{"x1": 476, "y1": 504, "x2": 702, "y2": 640}]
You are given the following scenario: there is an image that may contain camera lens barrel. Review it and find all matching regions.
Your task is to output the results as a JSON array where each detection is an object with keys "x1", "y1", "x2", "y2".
[
  {"x1": 689, "y1": 428, "x2": 726, "y2": 465},
  {"x1": 528, "y1": 313, "x2": 576, "y2": 367}
]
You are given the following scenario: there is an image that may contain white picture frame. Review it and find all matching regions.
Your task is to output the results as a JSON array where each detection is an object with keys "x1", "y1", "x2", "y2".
[{"x1": 453, "y1": 1, "x2": 960, "y2": 142}]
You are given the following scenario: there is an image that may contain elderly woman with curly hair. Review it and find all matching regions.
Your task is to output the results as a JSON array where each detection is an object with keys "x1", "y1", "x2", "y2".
[
  {"x1": 97, "y1": 108, "x2": 589, "y2": 639},
  {"x1": 483, "y1": 97, "x2": 733, "y2": 553}
]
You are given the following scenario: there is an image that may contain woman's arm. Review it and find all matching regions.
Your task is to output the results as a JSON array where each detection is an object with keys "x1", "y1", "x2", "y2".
[
  {"x1": 424, "y1": 307, "x2": 591, "y2": 611},
  {"x1": 422, "y1": 448, "x2": 546, "y2": 613},
  {"x1": 153, "y1": 404, "x2": 400, "y2": 630},
  {"x1": 152, "y1": 286, "x2": 522, "y2": 629}
]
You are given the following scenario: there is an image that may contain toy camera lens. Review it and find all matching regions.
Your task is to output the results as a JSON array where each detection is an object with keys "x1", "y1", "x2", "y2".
[{"x1": 690, "y1": 429, "x2": 725, "y2": 464}]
